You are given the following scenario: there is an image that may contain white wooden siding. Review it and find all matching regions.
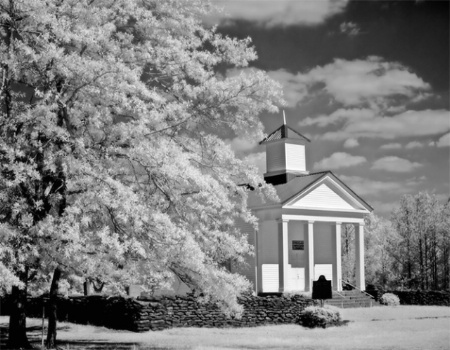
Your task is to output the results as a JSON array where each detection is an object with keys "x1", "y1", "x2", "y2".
[
  {"x1": 266, "y1": 142, "x2": 285, "y2": 172},
  {"x1": 285, "y1": 143, "x2": 305, "y2": 172},
  {"x1": 314, "y1": 264, "x2": 333, "y2": 281},
  {"x1": 290, "y1": 183, "x2": 355, "y2": 210},
  {"x1": 314, "y1": 222, "x2": 335, "y2": 264},
  {"x1": 259, "y1": 220, "x2": 278, "y2": 264},
  {"x1": 262, "y1": 264, "x2": 279, "y2": 292},
  {"x1": 288, "y1": 221, "x2": 306, "y2": 268}
]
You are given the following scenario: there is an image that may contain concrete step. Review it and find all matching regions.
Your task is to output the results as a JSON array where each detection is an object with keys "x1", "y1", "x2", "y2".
[
  {"x1": 325, "y1": 300, "x2": 376, "y2": 308},
  {"x1": 332, "y1": 295, "x2": 372, "y2": 301},
  {"x1": 324, "y1": 290, "x2": 379, "y2": 308},
  {"x1": 338, "y1": 291, "x2": 369, "y2": 296},
  {"x1": 326, "y1": 298, "x2": 378, "y2": 304}
]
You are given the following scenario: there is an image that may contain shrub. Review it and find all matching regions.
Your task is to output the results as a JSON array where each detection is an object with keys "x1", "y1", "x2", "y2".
[
  {"x1": 299, "y1": 305, "x2": 341, "y2": 328},
  {"x1": 380, "y1": 293, "x2": 400, "y2": 306}
]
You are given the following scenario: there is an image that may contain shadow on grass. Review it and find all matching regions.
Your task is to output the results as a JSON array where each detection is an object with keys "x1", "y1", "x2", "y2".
[
  {"x1": 370, "y1": 315, "x2": 450, "y2": 322},
  {"x1": 0, "y1": 322, "x2": 172, "y2": 350}
]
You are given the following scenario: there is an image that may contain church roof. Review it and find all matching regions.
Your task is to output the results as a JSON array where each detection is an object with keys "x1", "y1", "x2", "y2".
[
  {"x1": 276, "y1": 171, "x2": 373, "y2": 211},
  {"x1": 248, "y1": 171, "x2": 373, "y2": 211},
  {"x1": 274, "y1": 171, "x2": 328, "y2": 202},
  {"x1": 259, "y1": 124, "x2": 310, "y2": 144}
]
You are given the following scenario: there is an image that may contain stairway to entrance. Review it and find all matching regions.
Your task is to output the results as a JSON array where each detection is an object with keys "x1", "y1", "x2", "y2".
[{"x1": 324, "y1": 290, "x2": 379, "y2": 308}]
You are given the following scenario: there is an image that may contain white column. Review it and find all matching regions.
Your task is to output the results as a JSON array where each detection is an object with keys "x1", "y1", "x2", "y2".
[
  {"x1": 254, "y1": 230, "x2": 260, "y2": 294},
  {"x1": 355, "y1": 223, "x2": 365, "y2": 291},
  {"x1": 335, "y1": 222, "x2": 342, "y2": 291},
  {"x1": 306, "y1": 221, "x2": 314, "y2": 292},
  {"x1": 278, "y1": 219, "x2": 289, "y2": 293}
]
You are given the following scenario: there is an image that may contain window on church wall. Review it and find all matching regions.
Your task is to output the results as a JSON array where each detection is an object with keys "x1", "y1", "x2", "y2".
[{"x1": 292, "y1": 240, "x2": 304, "y2": 250}]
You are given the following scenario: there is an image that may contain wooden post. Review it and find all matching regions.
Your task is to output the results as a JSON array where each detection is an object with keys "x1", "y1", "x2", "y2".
[
  {"x1": 306, "y1": 221, "x2": 314, "y2": 291},
  {"x1": 355, "y1": 223, "x2": 365, "y2": 290},
  {"x1": 335, "y1": 222, "x2": 342, "y2": 291}
]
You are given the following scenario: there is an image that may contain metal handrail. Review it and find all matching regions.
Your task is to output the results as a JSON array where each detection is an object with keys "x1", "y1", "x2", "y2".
[
  {"x1": 334, "y1": 282, "x2": 347, "y2": 299},
  {"x1": 342, "y1": 280, "x2": 375, "y2": 300},
  {"x1": 334, "y1": 291, "x2": 346, "y2": 299}
]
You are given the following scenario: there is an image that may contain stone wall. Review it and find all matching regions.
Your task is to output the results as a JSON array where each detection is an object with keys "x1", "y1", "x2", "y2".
[{"x1": 1, "y1": 294, "x2": 315, "y2": 332}]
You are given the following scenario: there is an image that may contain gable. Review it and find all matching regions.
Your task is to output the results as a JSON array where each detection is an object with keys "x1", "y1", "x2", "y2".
[
  {"x1": 247, "y1": 171, "x2": 373, "y2": 212},
  {"x1": 289, "y1": 183, "x2": 355, "y2": 210},
  {"x1": 284, "y1": 177, "x2": 368, "y2": 212}
]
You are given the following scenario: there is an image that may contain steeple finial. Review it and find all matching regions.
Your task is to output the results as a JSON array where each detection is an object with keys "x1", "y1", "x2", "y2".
[{"x1": 283, "y1": 110, "x2": 286, "y2": 125}]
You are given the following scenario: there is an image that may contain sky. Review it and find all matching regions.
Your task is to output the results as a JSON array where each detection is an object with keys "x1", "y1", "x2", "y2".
[{"x1": 209, "y1": 0, "x2": 449, "y2": 218}]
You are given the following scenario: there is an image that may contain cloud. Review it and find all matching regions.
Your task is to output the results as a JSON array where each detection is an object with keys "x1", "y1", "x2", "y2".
[
  {"x1": 314, "y1": 152, "x2": 366, "y2": 170},
  {"x1": 341, "y1": 176, "x2": 401, "y2": 196},
  {"x1": 210, "y1": 0, "x2": 348, "y2": 27},
  {"x1": 340, "y1": 22, "x2": 360, "y2": 36},
  {"x1": 370, "y1": 200, "x2": 400, "y2": 217},
  {"x1": 405, "y1": 141, "x2": 424, "y2": 149},
  {"x1": 243, "y1": 152, "x2": 266, "y2": 174},
  {"x1": 270, "y1": 57, "x2": 430, "y2": 108},
  {"x1": 225, "y1": 136, "x2": 258, "y2": 153},
  {"x1": 340, "y1": 175, "x2": 424, "y2": 197},
  {"x1": 380, "y1": 143, "x2": 402, "y2": 150},
  {"x1": 266, "y1": 70, "x2": 309, "y2": 107},
  {"x1": 318, "y1": 109, "x2": 449, "y2": 141},
  {"x1": 343, "y1": 138, "x2": 359, "y2": 148},
  {"x1": 436, "y1": 133, "x2": 450, "y2": 148},
  {"x1": 299, "y1": 106, "x2": 449, "y2": 141},
  {"x1": 386, "y1": 105, "x2": 407, "y2": 114},
  {"x1": 371, "y1": 156, "x2": 422, "y2": 172},
  {"x1": 305, "y1": 57, "x2": 430, "y2": 106},
  {"x1": 301, "y1": 108, "x2": 375, "y2": 127}
]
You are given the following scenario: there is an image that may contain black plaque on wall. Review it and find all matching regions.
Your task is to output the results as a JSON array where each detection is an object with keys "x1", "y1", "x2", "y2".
[{"x1": 292, "y1": 240, "x2": 304, "y2": 250}]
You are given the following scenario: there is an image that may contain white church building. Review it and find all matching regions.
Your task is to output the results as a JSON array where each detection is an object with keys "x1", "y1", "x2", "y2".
[{"x1": 233, "y1": 120, "x2": 373, "y2": 294}]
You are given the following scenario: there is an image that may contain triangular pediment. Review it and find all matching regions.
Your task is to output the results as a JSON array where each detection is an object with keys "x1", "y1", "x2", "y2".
[
  {"x1": 283, "y1": 176, "x2": 369, "y2": 212},
  {"x1": 247, "y1": 171, "x2": 373, "y2": 212}
]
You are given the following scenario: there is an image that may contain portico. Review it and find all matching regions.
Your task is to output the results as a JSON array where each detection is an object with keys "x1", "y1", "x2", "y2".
[{"x1": 275, "y1": 216, "x2": 365, "y2": 293}]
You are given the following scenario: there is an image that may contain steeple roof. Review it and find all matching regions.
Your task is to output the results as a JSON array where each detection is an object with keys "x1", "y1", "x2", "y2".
[{"x1": 259, "y1": 124, "x2": 310, "y2": 144}]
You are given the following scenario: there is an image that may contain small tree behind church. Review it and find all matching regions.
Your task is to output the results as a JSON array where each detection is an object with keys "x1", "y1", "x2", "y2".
[
  {"x1": 0, "y1": 0, "x2": 282, "y2": 348},
  {"x1": 341, "y1": 224, "x2": 356, "y2": 287}
]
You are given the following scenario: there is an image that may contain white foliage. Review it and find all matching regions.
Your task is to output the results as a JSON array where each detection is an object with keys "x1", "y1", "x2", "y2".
[{"x1": 0, "y1": 0, "x2": 282, "y2": 314}]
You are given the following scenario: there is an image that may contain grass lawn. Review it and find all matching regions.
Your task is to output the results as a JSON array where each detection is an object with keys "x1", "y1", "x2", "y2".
[{"x1": 1, "y1": 306, "x2": 449, "y2": 350}]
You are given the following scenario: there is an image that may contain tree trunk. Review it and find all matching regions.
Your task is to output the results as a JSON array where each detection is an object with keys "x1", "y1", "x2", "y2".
[
  {"x1": 419, "y1": 237, "x2": 424, "y2": 289},
  {"x1": 7, "y1": 283, "x2": 33, "y2": 350},
  {"x1": 46, "y1": 266, "x2": 62, "y2": 349}
]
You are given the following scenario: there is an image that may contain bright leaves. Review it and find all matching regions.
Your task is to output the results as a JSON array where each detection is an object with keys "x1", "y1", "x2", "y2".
[{"x1": 0, "y1": 0, "x2": 282, "y2": 314}]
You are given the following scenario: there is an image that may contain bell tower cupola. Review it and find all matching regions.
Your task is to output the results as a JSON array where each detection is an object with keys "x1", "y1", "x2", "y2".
[{"x1": 260, "y1": 111, "x2": 310, "y2": 186}]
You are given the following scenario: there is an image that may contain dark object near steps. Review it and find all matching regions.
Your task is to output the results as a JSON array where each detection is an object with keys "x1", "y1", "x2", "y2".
[{"x1": 324, "y1": 290, "x2": 380, "y2": 308}]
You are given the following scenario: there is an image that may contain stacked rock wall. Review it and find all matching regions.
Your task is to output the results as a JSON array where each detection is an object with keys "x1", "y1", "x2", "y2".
[
  {"x1": 140, "y1": 294, "x2": 315, "y2": 331},
  {"x1": 0, "y1": 294, "x2": 315, "y2": 332}
]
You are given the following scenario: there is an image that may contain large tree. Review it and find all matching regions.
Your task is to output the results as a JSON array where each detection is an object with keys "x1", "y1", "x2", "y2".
[{"x1": 0, "y1": 0, "x2": 282, "y2": 347}]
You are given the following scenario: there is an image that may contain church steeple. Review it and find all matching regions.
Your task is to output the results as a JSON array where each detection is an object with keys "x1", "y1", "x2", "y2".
[{"x1": 260, "y1": 112, "x2": 310, "y2": 185}]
